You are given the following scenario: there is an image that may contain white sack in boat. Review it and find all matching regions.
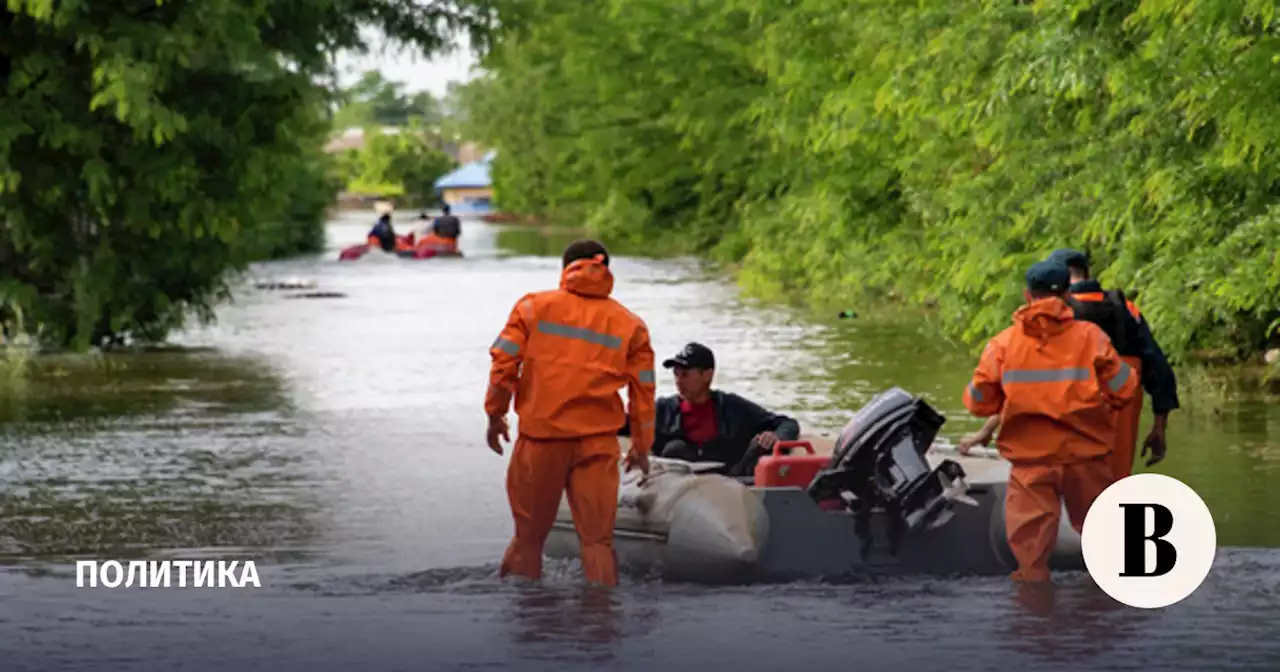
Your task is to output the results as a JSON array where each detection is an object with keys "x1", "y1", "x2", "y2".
[{"x1": 614, "y1": 459, "x2": 769, "y2": 582}]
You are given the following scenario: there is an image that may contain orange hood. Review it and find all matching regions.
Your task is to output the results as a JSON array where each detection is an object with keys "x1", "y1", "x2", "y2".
[
  {"x1": 560, "y1": 256, "x2": 614, "y2": 298},
  {"x1": 1014, "y1": 296, "x2": 1075, "y2": 341}
]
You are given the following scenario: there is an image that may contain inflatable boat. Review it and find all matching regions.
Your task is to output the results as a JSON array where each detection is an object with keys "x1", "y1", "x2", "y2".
[
  {"x1": 337, "y1": 238, "x2": 464, "y2": 261},
  {"x1": 543, "y1": 386, "x2": 1083, "y2": 583}
]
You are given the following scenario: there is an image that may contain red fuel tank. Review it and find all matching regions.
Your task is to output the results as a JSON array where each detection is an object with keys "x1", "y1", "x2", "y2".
[{"x1": 754, "y1": 440, "x2": 830, "y2": 489}]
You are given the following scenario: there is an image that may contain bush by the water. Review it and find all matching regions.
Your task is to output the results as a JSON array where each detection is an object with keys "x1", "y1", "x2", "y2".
[{"x1": 459, "y1": 0, "x2": 1280, "y2": 363}]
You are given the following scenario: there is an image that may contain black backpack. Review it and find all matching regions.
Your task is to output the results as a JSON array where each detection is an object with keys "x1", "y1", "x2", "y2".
[{"x1": 1064, "y1": 289, "x2": 1142, "y2": 357}]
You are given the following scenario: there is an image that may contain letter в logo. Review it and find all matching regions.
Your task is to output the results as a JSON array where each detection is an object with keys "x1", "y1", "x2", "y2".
[{"x1": 1081, "y1": 473, "x2": 1217, "y2": 609}]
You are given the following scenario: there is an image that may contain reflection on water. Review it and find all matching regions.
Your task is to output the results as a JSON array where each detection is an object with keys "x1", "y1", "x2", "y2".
[
  {"x1": 0, "y1": 351, "x2": 323, "y2": 569},
  {"x1": 1, "y1": 211, "x2": 1279, "y2": 670},
  {"x1": 0, "y1": 350, "x2": 290, "y2": 424},
  {"x1": 505, "y1": 585, "x2": 629, "y2": 663},
  {"x1": 1001, "y1": 580, "x2": 1143, "y2": 663}
]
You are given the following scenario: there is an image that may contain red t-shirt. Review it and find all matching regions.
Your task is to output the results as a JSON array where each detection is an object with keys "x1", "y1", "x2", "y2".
[{"x1": 680, "y1": 398, "x2": 718, "y2": 446}]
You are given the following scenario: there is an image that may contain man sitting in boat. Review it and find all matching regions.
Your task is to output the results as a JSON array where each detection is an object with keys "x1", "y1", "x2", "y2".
[
  {"x1": 415, "y1": 204, "x2": 461, "y2": 254},
  {"x1": 621, "y1": 342, "x2": 800, "y2": 477},
  {"x1": 434, "y1": 204, "x2": 462, "y2": 240}
]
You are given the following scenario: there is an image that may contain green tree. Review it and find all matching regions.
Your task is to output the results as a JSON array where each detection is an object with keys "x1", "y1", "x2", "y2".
[
  {"x1": 345, "y1": 121, "x2": 457, "y2": 205},
  {"x1": 332, "y1": 70, "x2": 444, "y2": 129},
  {"x1": 461, "y1": 0, "x2": 1280, "y2": 363},
  {"x1": 0, "y1": 0, "x2": 493, "y2": 350},
  {"x1": 460, "y1": 0, "x2": 769, "y2": 246},
  {"x1": 241, "y1": 144, "x2": 344, "y2": 260}
]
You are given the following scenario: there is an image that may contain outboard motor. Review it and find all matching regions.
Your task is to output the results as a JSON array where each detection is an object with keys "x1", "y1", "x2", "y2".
[{"x1": 807, "y1": 387, "x2": 972, "y2": 556}]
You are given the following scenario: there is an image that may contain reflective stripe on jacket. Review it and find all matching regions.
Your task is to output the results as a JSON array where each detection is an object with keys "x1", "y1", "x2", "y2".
[
  {"x1": 963, "y1": 297, "x2": 1140, "y2": 463},
  {"x1": 485, "y1": 257, "x2": 657, "y2": 455}
]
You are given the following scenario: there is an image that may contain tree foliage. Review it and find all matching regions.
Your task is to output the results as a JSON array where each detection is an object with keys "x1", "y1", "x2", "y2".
[
  {"x1": 335, "y1": 120, "x2": 457, "y2": 205},
  {"x1": 332, "y1": 70, "x2": 445, "y2": 129},
  {"x1": 328, "y1": 69, "x2": 461, "y2": 206},
  {"x1": 461, "y1": 0, "x2": 1280, "y2": 362},
  {"x1": 0, "y1": 0, "x2": 492, "y2": 350}
]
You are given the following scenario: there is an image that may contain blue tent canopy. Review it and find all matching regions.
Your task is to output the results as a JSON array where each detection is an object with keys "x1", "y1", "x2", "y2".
[{"x1": 434, "y1": 153, "x2": 494, "y2": 190}]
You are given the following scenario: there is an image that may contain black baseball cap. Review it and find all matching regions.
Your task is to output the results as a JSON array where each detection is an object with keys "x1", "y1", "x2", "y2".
[
  {"x1": 662, "y1": 342, "x2": 715, "y2": 370},
  {"x1": 1025, "y1": 260, "x2": 1070, "y2": 293},
  {"x1": 1047, "y1": 248, "x2": 1089, "y2": 269}
]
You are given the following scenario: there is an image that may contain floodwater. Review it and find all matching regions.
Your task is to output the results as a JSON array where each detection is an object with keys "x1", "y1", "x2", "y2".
[{"x1": 2, "y1": 211, "x2": 1279, "y2": 671}]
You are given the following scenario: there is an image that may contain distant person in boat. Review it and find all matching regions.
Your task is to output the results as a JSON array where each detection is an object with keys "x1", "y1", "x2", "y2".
[
  {"x1": 959, "y1": 249, "x2": 1177, "y2": 479},
  {"x1": 368, "y1": 202, "x2": 396, "y2": 252},
  {"x1": 620, "y1": 341, "x2": 801, "y2": 477},
  {"x1": 415, "y1": 204, "x2": 461, "y2": 254},
  {"x1": 484, "y1": 239, "x2": 655, "y2": 588},
  {"x1": 433, "y1": 204, "x2": 462, "y2": 240},
  {"x1": 962, "y1": 260, "x2": 1139, "y2": 583}
]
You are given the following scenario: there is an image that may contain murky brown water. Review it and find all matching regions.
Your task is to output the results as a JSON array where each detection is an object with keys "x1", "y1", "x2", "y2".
[{"x1": 2, "y1": 212, "x2": 1279, "y2": 671}]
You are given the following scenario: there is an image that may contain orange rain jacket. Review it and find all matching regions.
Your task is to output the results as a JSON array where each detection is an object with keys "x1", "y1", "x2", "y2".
[
  {"x1": 485, "y1": 257, "x2": 657, "y2": 455},
  {"x1": 963, "y1": 297, "x2": 1140, "y2": 464}
]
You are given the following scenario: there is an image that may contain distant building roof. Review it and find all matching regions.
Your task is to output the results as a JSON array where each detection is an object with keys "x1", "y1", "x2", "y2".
[
  {"x1": 323, "y1": 126, "x2": 404, "y2": 153},
  {"x1": 435, "y1": 152, "x2": 495, "y2": 189}
]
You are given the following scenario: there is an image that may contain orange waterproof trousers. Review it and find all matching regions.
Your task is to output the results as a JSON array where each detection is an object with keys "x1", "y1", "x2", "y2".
[
  {"x1": 1109, "y1": 356, "x2": 1144, "y2": 481},
  {"x1": 500, "y1": 434, "x2": 621, "y2": 587},
  {"x1": 1005, "y1": 457, "x2": 1115, "y2": 582}
]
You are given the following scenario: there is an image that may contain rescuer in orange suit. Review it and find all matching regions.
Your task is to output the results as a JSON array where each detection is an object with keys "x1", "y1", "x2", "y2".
[
  {"x1": 958, "y1": 249, "x2": 1178, "y2": 481},
  {"x1": 963, "y1": 260, "x2": 1139, "y2": 583},
  {"x1": 484, "y1": 239, "x2": 655, "y2": 588}
]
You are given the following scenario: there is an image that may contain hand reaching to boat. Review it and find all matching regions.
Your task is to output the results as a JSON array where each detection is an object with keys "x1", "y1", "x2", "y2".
[
  {"x1": 957, "y1": 420, "x2": 997, "y2": 456},
  {"x1": 956, "y1": 432, "x2": 989, "y2": 455},
  {"x1": 486, "y1": 415, "x2": 509, "y2": 455},
  {"x1": 625, "y1": 449, "x2": 651, "y2": 476}
]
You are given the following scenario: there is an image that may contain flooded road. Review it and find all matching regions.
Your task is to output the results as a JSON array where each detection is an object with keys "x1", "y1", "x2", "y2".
[{"x1": 2, "y1": 212, "x2": 1279, "y2": 671}]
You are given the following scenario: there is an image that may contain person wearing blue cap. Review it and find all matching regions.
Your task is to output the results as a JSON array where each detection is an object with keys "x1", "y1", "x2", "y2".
[
  {"x1": 962, "y1": 259, "x2": 1140, "y2": 583},
  {"x1": 959, "y1": 249, "x2": 1178, "y2": 480}
]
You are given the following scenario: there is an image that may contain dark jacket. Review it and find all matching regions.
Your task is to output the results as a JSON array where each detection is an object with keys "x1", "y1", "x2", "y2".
[
  {"x1": 369, "y1": 215, "x2": 395, "y2": 251},
  {"x1": 433, "y1": 215, "x2": 461, "y2": 239},
  {"x1": 1069, "y1": 279, "x2": 1180, "y2": 415},
  {"x1": 370, "y1": 214, "x2": 392, "y2": 238},
  {"x1": 620, "y1": 390, "x2": 800, "y2": 467}
]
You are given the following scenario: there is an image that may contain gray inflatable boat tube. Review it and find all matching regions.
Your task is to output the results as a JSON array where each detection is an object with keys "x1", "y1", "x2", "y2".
[{"x1": 543, "y1": 449, "x2": 1083, "y2": 583}]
